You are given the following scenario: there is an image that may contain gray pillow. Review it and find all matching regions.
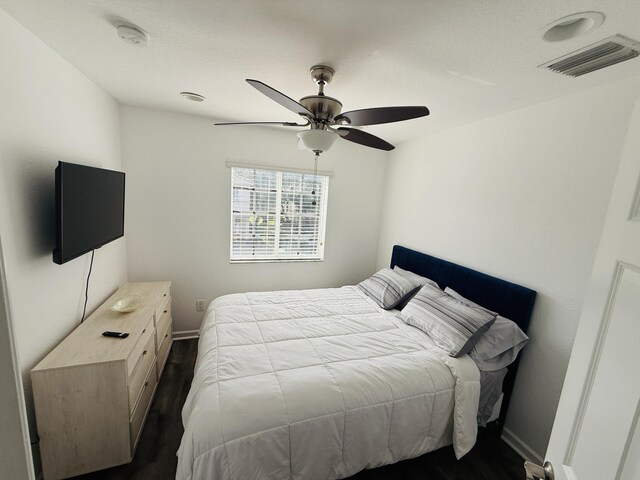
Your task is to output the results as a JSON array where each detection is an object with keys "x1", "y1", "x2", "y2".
[
  {"x1": 401, "y1": 284, "x2": 497, "y2": 357},
  {"x1": 445, "y1": 287, "x2": 529, "y2": 371},
  {"x1": 392, "y1": 267, "x2": 441, "y2": 310},
  {"x1": 358, "y1": 268, "x2": 419, "y2": 309}
]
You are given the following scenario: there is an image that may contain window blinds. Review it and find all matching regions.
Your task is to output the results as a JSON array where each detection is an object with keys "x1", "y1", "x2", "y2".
[{"x1": 230, "y1": 167, "x2": 329, "y2": 262}]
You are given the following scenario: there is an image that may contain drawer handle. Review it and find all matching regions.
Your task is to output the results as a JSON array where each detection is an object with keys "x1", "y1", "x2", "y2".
[
  {"x1": 144, "y1": 381, "x2": 149, "y2": 387},
  {"x1": 143, "y1": 350, "x2": 148, "y2": 355},
  {"x1": 163, "y1": 310, "x2": 167, "y2": 313},
  {"x1": 163, "y1": 293, "x2": 167, "y2": 297},
  {"x1": 142, "y1": 328, "x2": 146, "y2": 334},
  {"x1": 165, "y1": 334, "x2": 168, "y2": 338}
]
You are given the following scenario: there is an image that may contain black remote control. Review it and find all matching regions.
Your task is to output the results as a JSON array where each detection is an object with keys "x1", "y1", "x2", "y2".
[{"x1": 102, "y1": 331, "x2": 129, "y2": 339}]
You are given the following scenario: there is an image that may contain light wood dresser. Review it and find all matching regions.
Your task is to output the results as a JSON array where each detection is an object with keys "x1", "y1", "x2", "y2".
[{"x1": 31, "y1": 282, "x2": 173, "y2": 480}]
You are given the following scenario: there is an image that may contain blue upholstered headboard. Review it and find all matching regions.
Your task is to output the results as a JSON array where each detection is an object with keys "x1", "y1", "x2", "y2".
[{"x1": 390, "y1": 245, "x2": 537, "y2": 430}]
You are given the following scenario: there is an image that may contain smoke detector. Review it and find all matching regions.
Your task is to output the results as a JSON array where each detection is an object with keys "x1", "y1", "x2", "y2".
[{"x1": 115, "y1": 22, "x2": 149, "y2": 46}]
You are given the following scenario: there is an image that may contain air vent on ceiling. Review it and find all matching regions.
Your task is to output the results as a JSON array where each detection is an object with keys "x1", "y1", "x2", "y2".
[{"x1": 540, "y1": 34, "x2": 640, "y2": 77}]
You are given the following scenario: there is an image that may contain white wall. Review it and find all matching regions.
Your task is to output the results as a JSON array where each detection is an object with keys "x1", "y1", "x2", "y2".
[
  {"x1": 121, "y1": 106, "x2": 388, "y2": 332},
  {"x1": 376, "y1": 76, "x2": 640, "y2": 459},
  {"x1": 0, "y1": 7, "x2": 127, "y2": 455}
]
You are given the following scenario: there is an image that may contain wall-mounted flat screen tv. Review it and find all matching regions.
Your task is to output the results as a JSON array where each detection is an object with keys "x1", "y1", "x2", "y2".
[{"x1": 53, "y1": 162, "x2": 125, "y2": 265}]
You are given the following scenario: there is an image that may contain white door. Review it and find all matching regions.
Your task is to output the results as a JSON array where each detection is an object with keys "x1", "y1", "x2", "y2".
[{"x1": 544, "y1": 97, "x2": 640, "y2": 480}]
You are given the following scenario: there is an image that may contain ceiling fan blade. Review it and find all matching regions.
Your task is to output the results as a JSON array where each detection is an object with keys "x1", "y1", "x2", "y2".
[
  {"x1": 337, "y1": 127, "x2": 395, "y2": 151},
  {"x1": 215, "y1": 121, "x2": 307, "y2": 126},
  {"x1": 334, "y1": 106, "x2": 429, "y2": 126},
  {"x1": 246, "y1": 79, "x2": 313, "y2": 118}
]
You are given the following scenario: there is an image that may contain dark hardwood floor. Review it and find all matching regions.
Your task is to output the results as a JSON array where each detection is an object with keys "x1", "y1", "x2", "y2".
[
  {"x1": 73, "y1": 339, "x2": 525, "y2": 480},
  {"x1": 347, "y1": 428, "x2": 525, "y2": 480}
]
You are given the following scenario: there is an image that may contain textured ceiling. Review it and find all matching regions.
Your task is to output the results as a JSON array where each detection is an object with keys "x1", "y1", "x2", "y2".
[{"x1": 2, "y1": 0, "x2": 640, "y2": 145}]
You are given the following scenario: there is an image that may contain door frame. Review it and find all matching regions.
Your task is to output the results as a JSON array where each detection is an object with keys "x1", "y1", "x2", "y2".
[{"x1": 0, "y1": 234, "x2": 35, "y2": 479}]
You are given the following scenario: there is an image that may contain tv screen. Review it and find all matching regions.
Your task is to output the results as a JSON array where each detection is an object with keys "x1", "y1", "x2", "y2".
[{"x1": 53, "y1": 162, "x2": 125, "y2": 265}]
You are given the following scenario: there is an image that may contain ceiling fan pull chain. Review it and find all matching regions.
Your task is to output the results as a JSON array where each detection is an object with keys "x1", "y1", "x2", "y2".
[{"x1": 312, "y1": 152, "x2": 318, "y2": 205}]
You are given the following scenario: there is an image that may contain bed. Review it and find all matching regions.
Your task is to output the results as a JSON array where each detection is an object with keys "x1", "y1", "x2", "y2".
[{"x1": 176, "y1": 245, "x2": 536, "y2": 480}]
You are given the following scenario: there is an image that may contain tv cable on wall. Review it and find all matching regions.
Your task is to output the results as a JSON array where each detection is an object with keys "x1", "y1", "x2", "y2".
[{"x1": 80, "y1": 250, "x2": 95, "y2": 323}]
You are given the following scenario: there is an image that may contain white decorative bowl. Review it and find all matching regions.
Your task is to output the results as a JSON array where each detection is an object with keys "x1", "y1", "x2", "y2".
[{"x1": 111, "y1": 295, "x2": 144, "y2": 313}]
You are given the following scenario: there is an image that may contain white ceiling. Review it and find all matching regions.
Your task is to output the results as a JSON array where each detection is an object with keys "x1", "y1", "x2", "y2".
[{"x1": 2, "y1": 0, "x2": 640, "y2": 145}]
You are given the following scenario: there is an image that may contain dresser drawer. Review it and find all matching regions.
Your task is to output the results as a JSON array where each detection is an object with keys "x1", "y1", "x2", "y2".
[
  {"x1": 128, "y1": 333, "x2": 156, "y2": 412},
  {"x1": 155, "y1": 302, "x2": 171, "y2": 345},
  {"x1": 156, "y1": 321, "x2": 172, "y2": 377},
  {"x1": 154, "y1": 291, "x2": 171, "y2": 326},
  {"x1": 126, "y1": 316, "x2": 154, "y2": 378},
  {"x1": 130, "y1": 362, "x2": 157, "y2": 453}
]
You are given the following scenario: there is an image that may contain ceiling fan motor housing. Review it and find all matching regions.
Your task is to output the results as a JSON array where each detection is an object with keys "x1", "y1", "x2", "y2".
[{"x1": 299, "y1": 95, "x2": 343, "y2": 124}]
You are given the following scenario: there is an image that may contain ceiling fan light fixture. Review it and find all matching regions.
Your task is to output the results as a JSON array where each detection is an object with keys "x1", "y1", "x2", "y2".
[{"x1": 297, "y1": 129, "x2": 339, "y2": 153}]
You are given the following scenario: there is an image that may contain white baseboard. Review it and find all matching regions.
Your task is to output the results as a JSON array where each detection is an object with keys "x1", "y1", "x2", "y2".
[
  {"x1": 173, "y1": 329, "x2": 199, "y2": 340},
  {"x1": 501, "y1": 427, "x2": 543, "y2": 464}
]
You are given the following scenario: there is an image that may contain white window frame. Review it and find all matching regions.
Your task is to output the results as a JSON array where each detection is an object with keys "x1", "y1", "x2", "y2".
[{"x1": 229, "y1": 164, "x2": 330, "y2": 263}]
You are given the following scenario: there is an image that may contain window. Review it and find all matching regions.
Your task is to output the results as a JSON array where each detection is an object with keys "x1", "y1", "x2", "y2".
[{"x1": 230, "y1": 166, "x2": 329, "y2": 262}]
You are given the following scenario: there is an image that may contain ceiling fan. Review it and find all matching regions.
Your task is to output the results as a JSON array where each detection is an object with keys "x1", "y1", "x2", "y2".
[{"x1": 215, "y1": 65, "x2": 429, "y2": 154}]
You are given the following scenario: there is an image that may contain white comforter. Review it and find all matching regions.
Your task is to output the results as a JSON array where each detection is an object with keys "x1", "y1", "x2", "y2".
[{"x1": 177, "y1": 286, "x2": 480, "y2": 480}]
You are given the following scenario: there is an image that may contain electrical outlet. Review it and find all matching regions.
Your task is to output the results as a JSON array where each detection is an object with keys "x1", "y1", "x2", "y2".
[{"x1": 196, "y1": 300, "x2": 205, "y2": 312}]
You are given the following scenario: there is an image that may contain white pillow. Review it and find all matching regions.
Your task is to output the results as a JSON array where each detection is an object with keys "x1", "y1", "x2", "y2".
[{"x1": 444, "y1": 287, "x2": 529, "y2": 371}]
